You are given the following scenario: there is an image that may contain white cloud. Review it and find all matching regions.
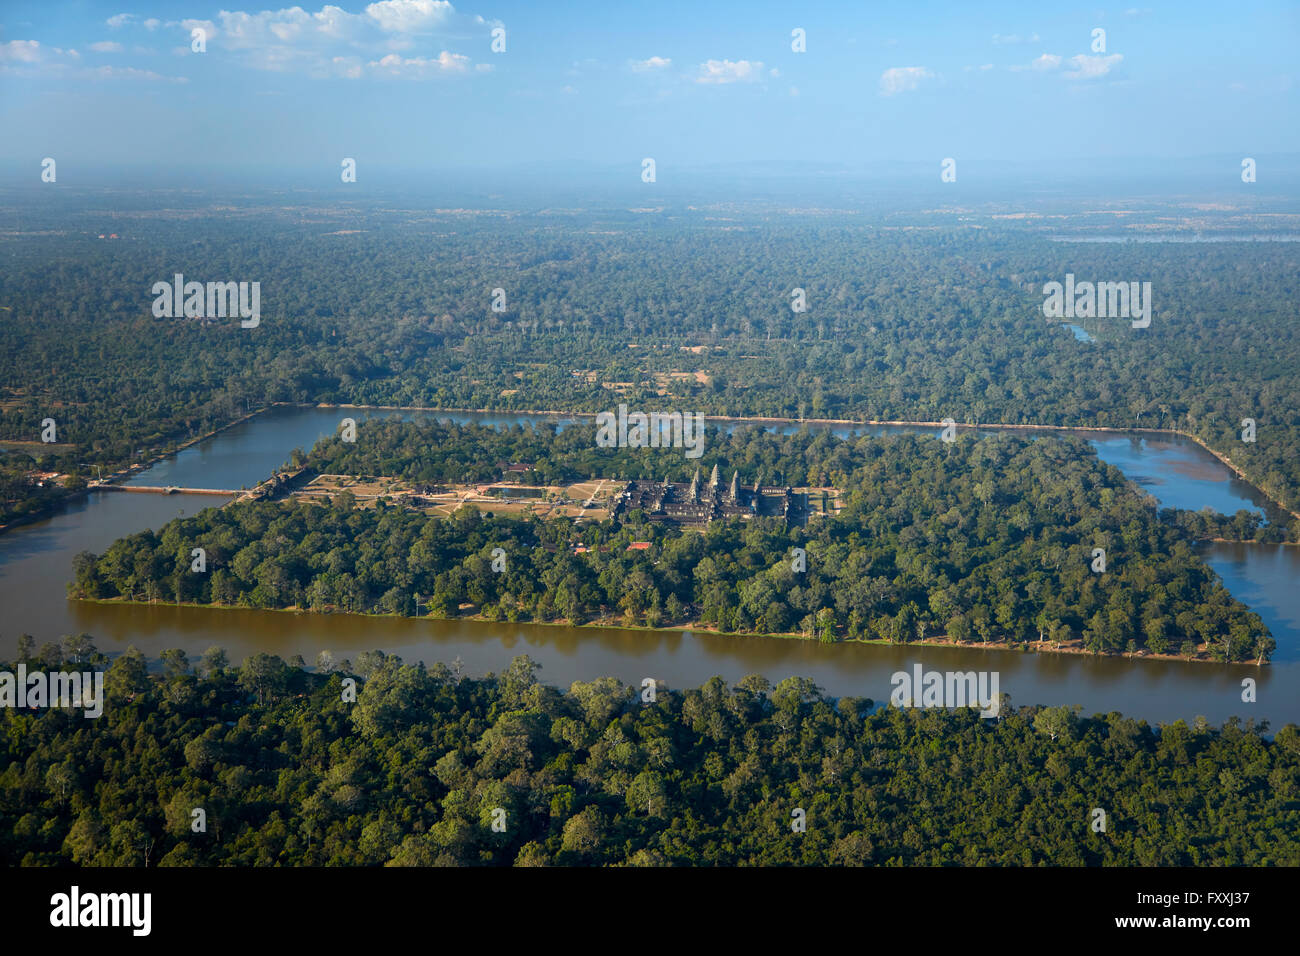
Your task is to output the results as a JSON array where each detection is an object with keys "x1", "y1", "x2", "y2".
[
  {"x1": 365, "y1": 0, "x2": 454, "y2": 33},
  {"x1": 91, "y1": 64, "x2": 187, "y2": 82},
  {"x1": 1063, "y1": 52, "x2": 1122, "y2": 79},
  {"x1": 1229, "y1": 76, "x2": 1293, "y2": 95},
  {"x1": 149, "y1": 4, "x2": 494, "y2": 78},
  {"x1": 879, "y1": 66, "x2": 933, "y2": 96},
  {"x1": 201, "y1": 0, "x2": 455, "y2": 47},
  {"x1": 368, "y1": 50, "x2": 471, "y2": 76},
  {"x1": 567, "y1": 58, "x2": 601, "y2": 76},
  {"x1": 629, "y1": 55, "x2": 670, "y2": 72},
  {"x1": 0, "y1": 40, "x2": 187, "y2": 81},
  {"x1": 0, "y1": 39, "x2": 43, "y2": 63},
  {"x1": 993, "y1": 33, "x2": 1040, "y2": 45},
  {"x1": 696, "y1": 59, "x2": 763, "y2": 84},
  {"x1": 0, "y1": 40, "x2": 80, "y2": 72},
  {"x1": 89, "y1": 41, "x2": 124, "y2": 53},
  {"x1": 769, "y1": 66, "x2": 780, "y2": 77},
  {"x1": 1011, "y1": 51, "x2": 1122, "y2": 80},
  {"x1": 216, "y1": 10, "x2": 320, "y2": 50},
  {"x1": 331, "y1": 55, "x2": 363, "y2": 78},
  {"x1": 143, "y1": 18, "x2": 161, "y2": 30},
  {"x1": 106, "y1": 13, "x2": 134, "y2": 29}
]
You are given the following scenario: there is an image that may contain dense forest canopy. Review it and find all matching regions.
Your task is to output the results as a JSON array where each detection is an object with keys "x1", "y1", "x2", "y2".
[
  {"x1": 2, "y1": 200, "x2": 1297, "y2": 531},
  {"x1": 71, "y1": 428, "x2": 1274, "y2": 662},
  {"x1": 2, "y1": 645, "x2": 1296, "y2": 866}
]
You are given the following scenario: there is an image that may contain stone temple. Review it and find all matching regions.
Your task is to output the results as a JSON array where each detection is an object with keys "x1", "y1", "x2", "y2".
[{"x1": 611, "y1": 468, "x2": 809, "y2": 526}]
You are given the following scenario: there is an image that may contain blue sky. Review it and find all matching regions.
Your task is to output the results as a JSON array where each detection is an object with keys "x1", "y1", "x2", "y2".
[{"x1": 0, "y1": 0, "x2": 1296, "y2": 176}]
